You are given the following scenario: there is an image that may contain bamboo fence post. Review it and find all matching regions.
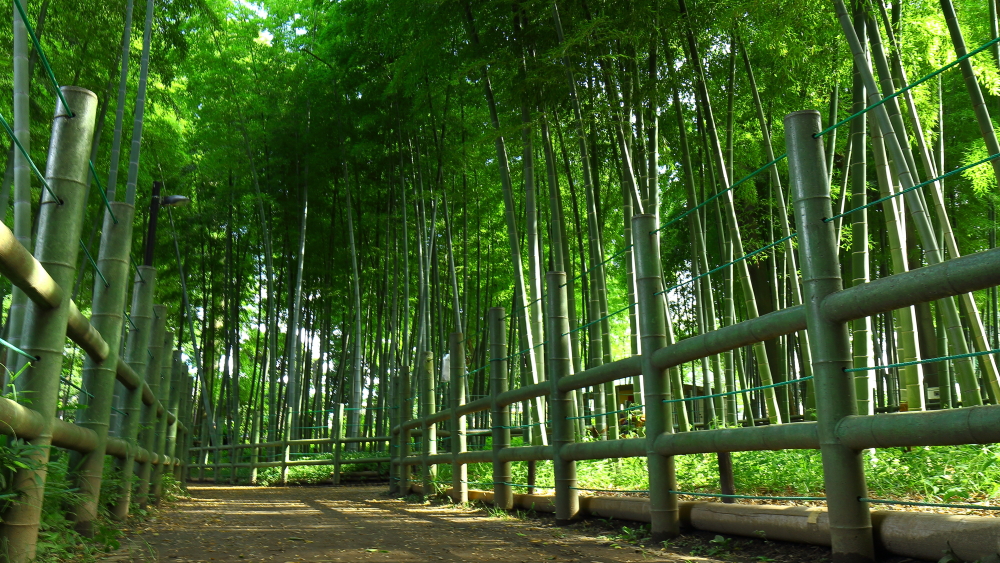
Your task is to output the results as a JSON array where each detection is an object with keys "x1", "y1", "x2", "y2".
[
  {"x1": 280, "y1": 438, "x2": 290, "y2": 485},
  {"x1": 175, "y1": 432, "x2": 186, "y2": 483},
  {"x1": 182, "y1": 368, "x2": 194, "y2": 484},
  {"x1": 136, "y1": 304, "x2": 167, "y2": 507},
  {"x1": 230, "y1": 442, "x2": 237, "y2": 485},
  {"x1": 489, "y1": 307, "x2": 513, "y2": 509},
  {"x1": 786, "y1": 110, "x2": 874, "y2": 561},
  {"x1": 165, "y1": 350, "x2": 183, "y2": 484},
  {"x1": 633, "y1": 213, "x2": 679, "y2": 542},
  {"x1": 333, "y1": 403, "x2": 345, "y2": 485},
  {"x1": 389, "y1": 375, "x2": 400, "y2": 494},
  {"x1": 420, "y1": 350, "x2": 436, "y2": 498},
  {"x1": 450, "y1": 332, "x2": 468, "y2": 503},
  {"x1": 0, "y1": 86, "x2": 97, "y2": 562},
  {"x1": 69, "y1": 200, "x2": 135, "y2": 536},
  {"x1": 387, "y1": 378, "x2": 396, "y2": 493},
  {"x1": 399, "y1": 365, "x2": 412, "y2": 494},
  {"x1": 111, "y1": 262, "x2": 156, "y2": 519},
  {"x1": 547, "y1": 271, "x2": 579, "y2": 523},
  {"x1": 151, "y1": 331, "x2": 175, "y2": 501},
  {"x1": 247, "y1": 432, "x2": 259, "y2": 485}
]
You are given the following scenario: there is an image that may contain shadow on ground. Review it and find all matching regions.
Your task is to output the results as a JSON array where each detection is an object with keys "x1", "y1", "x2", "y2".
[{"x1": 96, "y1": 484, "x2": 910, "y2": 563}]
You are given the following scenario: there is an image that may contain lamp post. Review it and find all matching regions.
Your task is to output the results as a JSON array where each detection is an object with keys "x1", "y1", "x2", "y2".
[
  {"x1": 112, "y1": 182, "x2": 194, "y2": 518},
  {"x1": 144, "y1": 181, "x2": 190, "y2": 266}
]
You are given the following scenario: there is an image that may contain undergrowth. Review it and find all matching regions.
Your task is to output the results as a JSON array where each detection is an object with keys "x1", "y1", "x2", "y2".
[
  {"x1": 253, "y1": 451, "x2": 389, "y2": 486},
  {"x1": 0, "y1": 440, "x2": 182, "y2": 562},
  {"x1": 429, "y1": 437, "x2": 1000, "y2": 504},
  {"x1": 204, "y1": 437, "x2": 1000, "y2": 505}
]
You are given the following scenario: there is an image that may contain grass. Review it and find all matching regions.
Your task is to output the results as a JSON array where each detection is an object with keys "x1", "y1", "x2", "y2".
[
  {"x1": 253, "y1": 451, "x2": 389, "y2": 486},
  {"x1": 200, "y1": 436, "x2": 1000, "y2": 508},
  {"x1": 426, "y1": 437, "x2": 1000, "y2": 506},
  {"x1": 0, "y1": 445, "x2": 183, "y2": 562}
]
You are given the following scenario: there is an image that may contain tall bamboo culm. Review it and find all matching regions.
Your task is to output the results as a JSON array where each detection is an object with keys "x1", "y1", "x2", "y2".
[{"x1": 0, "y1": 87, "x2": 98, "y2": 563}]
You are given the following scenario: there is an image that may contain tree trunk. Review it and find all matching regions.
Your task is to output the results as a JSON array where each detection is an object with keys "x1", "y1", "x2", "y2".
[
  {"x1": 464, "y1": 3, "x2": 547, "y2": 445},
  {"x1": 680, "y1": 0, "x2": 780, "y2": 423},
  {"x1": 105, "y1": 0, "x2": 134, "y2": 201},
  {"x1": 286, "y1": 173, "x2": 309, "y2": 439},
  {"x1": 346, "y1": 184, "x2": 364, "y2": 449},
  {"x1": 123, "y1": 0, "x2": 154, "y2": 205}
]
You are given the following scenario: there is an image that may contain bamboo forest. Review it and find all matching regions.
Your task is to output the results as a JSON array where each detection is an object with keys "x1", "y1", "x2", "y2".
[{"x1": 2, "y1": 0, "x2": 1000, "y2": 561}]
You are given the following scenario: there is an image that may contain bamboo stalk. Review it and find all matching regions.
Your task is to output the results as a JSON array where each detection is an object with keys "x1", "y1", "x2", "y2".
[
  {"x1": 849, "y1": 13, "x2": 874, "y2": 415},
  {"x1": 490, "y1": 307, "x2": 513, "y2": 509},
  {"x1": 134, "y1": 305, "x2": 167, "y2": 507},
  {"x1": 150, "y1": 331, "x2": 175, "y2": 501},
  {"x1": 450, "y1": 332, "x2": 468, "y2": 503},
  {"x1": 419, "y1": 351, "x2": 436, "y2": 497},
  {"x1": 633, "y1": 213, "x2": 679, "y2": 541},
  {"x1": 547, "y1": 272, "x2": 578, "y2": 522},
  {"x1": 834, "y1": 0, "x2": 984, "y2": 407},
  {"x1": 0, "y1": 87, "x2": 97, "y2": 562},
  {"x1": 680, "y1": 0, "x2": 781, "y2": 423},
  {"x1": 5, "y1": 0, "x2": 33, "y2": 369},
  {"x1": 785, "y1": 109, "x2": 874, "y2": 561},
  {"x1": 110, "y1": 264, "x2": 156, "y2": 519},
  {"x1": 67, "y1": 201, "x2": 134, "y2": 535}
]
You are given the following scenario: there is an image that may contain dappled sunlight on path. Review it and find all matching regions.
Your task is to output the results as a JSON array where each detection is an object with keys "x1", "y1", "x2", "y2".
[{"x1": 101, "y1": 485, "x2": 697, "y2": 563}]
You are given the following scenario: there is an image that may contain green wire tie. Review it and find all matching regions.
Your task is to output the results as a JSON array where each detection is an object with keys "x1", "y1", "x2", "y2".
[
  {"x1": 657, "y1": 233, "x2": 797, "y2": 296},
  {"x1": 0, "y1": 336, "x2": 40, "y2": 362},
  {"x1": 490, "y1": 340, "x2": 547, "y2": 363},
  {"x1": 124, "y1": 310, "x2": 138, "y2": 331},
  {"x1": 859, "y1": 497, "x2": 1000, "y2": 510},
  {"x1": 130, "y1": 254, "x2": 146, "y2": 283},
  {"x1": 425, "y1": 480, "x2": 556, "y2": 490},
  {"x1": 509, "y1": 294, "x2": 546, "y2": 314},
  {"x1": 815, "y1": 36, "x2": 1000, "y2": 139},
  {"x1": 566, "y1": 403, "x2": 644, "y2": 421},
  {"x1": 464, "y1": 364, "x2": 489, "y2": 376},
  {"x1": 652, "y1": 153, "x2": 787, "y2": 235},
  {"x1": 0, "y1": 112, "x2": 61, "y2": 204},
  {"x1": 672, "y1": 491, "x2": 827, "y2": 502},
  {"x1": 13, "y1": 0, "x2": 73, "y2": 116},
  {"x1": 562, "y1": 244, "x2": 634, "y2": 287},
  {"x1": 111, "y1": 406, "x2": 129, "y2": 417},
  {"x1": 500, "y1": 482, "x2": 554, "y2": 489},
  {"x1": 845, "y1": 348, "x2": 1000, "y2": 372},
  {"x1": 491, "y1": 420, "x2": 550, "y2": 429},
  {"x1": 570, "y1": 487, "x2": 649, "y2": 493},
  {"x1": 565, "y1": 302, "x2": 636, "y2": 336},
  {"x1": 664, "y1": 375, "x2": 814, "y2": 404},
  {"x1": 60, "y1": 376, "x2": 94, "y2": 399},
  {"x1": 79, "y1": 239, "x2": 109, "y2": 288},
  {"x1": 827, "y1": 152, "x2": 1000, "y2": 222},
  {"x1": 88, "y1": 160, "x2": 117, "y2": 224}
]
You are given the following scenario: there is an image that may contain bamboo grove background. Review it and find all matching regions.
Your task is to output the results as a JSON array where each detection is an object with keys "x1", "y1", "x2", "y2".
[{"x1": 2, "y1": 0, "x2": 999, "y2": 476}]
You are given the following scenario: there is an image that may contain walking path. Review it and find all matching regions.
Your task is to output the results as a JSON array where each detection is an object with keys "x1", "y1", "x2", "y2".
[{"x1": 99, "y1": 485, "x2": 832, "y2": 563}]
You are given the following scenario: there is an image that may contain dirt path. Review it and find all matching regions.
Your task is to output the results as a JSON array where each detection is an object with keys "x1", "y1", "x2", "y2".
[{"x1": 100, "y1": 484, "x2": 834, "y2": 563}]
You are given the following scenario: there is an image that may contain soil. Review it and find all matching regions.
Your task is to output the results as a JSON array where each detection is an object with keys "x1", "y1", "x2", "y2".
[{"x1": 98, "y1": 484, "x2": 919, "y2": 563}]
